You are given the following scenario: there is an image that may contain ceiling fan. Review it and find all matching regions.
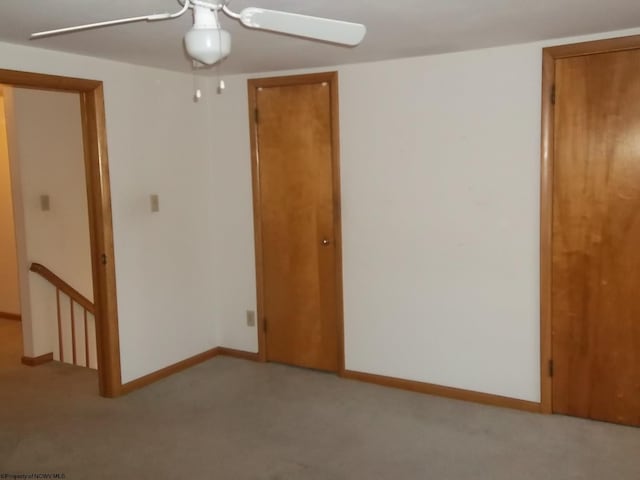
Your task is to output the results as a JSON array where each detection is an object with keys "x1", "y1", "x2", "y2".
[{"x1": 31, "y1": 0, "x2": 367, "y2": 66}]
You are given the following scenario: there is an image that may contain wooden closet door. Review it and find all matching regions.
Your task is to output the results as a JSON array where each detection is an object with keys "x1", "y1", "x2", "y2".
[
  {"x1": 252, "y1": 75, "x2": 341, "y2": 372},
  {"x1": 552, "y1": 48, "x2": 640, "y2": 425}
]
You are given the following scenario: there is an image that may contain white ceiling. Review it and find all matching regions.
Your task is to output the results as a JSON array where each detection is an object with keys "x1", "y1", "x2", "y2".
[{"x1": 0, "y1": 0, "x2": 639, "y2": 74}]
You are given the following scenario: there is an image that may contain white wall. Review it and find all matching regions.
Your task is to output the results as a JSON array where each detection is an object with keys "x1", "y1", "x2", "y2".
[
  {"x1": 0, "y1": 43, "x2": 225, "y2": 382},
  {"x1": 13, "y1": 89, "x2": 92, "y2": 298},
  {"x1": 210, "y1": 27, "x2": 640, "y2": 403},
  {"x1": 206, "y1": 84, "x2": 258, "y2": 352},
  {"x1": 0, "y1": 93, "x2": 20, "y2": 315},
  {"x1": 339, "y1": 48, "x2": 541, "y2": 401}
]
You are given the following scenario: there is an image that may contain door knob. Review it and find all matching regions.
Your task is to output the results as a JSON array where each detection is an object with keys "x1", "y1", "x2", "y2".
[{"x1": 321, "y1": 238, "x2": 331, "y2": 246}]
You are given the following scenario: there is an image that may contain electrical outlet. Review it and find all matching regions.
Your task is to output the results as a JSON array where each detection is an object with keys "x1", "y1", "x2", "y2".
[
  {"x1": 150, "y1": 194, "x2": 160, "y2": 212},
  {"x1": 246, "y1": 310, "x2": 256, "y2": 327}
]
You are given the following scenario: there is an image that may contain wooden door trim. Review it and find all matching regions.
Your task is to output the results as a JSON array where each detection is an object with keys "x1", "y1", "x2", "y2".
[
  {"x1": 0, "y1": 69, "x2": 121, "y2": 397},
  {"x1": 540, "y1": 34, "x2": 640, "y2": 414},
  {"x1": 247, "y1": 71, "x2": 346, "y2": 373}
]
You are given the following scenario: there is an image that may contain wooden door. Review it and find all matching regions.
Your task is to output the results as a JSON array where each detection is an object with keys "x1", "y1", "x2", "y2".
[
  {"x1": 248, "y1": 73, "x2": 343, "y2": 372},
  {"x1": 551, "y1": 48, "x2": 640, "y2": 425}
]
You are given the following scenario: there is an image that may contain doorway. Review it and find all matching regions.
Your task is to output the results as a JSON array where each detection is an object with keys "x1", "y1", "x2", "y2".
[
  {"x1": 0, "y1": 69, "x2": 121, "y2": 397},
  {"x1": 540, "y1": 35, "x2": 640, "y2": 426},
  {"x1": 248, "y1": 72, "x2": 345, "y2": 372}
]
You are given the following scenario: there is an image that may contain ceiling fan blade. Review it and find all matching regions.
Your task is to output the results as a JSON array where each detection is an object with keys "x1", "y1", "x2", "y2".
[
  {"x1": 238, "y1": 8, "x2": 366, "y2": 46},
  {"x1": 31, "y1": 14, "x2": 169, "y2": 39},
  {"x1": 31, "y1": 1, "x2": 191, "y2": 39}
]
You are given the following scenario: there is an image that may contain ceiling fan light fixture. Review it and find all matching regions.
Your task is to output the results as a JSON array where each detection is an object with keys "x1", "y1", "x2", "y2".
[
  {"x1": 184, "y1": 26, "x2": 230, "y2": 65},
  {"x1": 183, "y1": 5, "x2": 230, "y2": 66}
]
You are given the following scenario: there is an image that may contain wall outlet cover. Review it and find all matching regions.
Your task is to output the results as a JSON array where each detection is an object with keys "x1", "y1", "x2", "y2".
[{"x1": 40, "y1": 194, "x2": 50, "y2": 211}]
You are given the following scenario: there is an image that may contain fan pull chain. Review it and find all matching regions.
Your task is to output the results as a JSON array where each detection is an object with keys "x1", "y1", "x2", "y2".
[
  {"x1": 216, "y1": 11, "x2": 225, "y2": 94},
  {"x1": 192, "y1": 62, "x2": 203, "y2": 101}
]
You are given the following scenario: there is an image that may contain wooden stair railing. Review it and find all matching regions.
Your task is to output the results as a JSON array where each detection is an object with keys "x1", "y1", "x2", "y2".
[{"x1": 29, "y1": 263, "x2": 95, "y2": 368}]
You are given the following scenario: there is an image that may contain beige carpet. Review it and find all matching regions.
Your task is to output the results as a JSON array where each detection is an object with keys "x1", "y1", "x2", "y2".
[{"x1": 1, "y1": 318, "x2": 639, "y2": 479}]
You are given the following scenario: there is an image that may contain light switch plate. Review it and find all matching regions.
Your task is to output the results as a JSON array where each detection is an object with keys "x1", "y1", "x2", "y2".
[
  {"x1": 150, "y1": 194, "x2": 159, "y2": 212},
  {"x1": 40, "y1": 195, "x2": 50, "y2": 211},
  {"x1": 246, "y1": 310, "x2": 256, "y2": 327}
]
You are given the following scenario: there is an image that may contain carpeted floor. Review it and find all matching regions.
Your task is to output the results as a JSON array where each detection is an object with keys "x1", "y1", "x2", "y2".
[{"x1": 1, "y1": 318, "x2": 639, "y2": 479}]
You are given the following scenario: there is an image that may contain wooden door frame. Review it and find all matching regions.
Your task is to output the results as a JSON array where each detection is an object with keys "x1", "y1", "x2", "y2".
[
  {"x1": 0, "y1": 68, "x2": 121, "y2": 397},
  {"x1": 539, "y1": 34, "x2": 640, "y2": 414},
  {"x1": 247, "y1": 71, "x2": 346, "y2": 373}
]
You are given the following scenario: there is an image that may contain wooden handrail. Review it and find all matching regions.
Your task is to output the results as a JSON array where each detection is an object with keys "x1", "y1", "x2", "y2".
[{"x1": 29, "y1": 263, "x2": 95, "y2": 314}]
